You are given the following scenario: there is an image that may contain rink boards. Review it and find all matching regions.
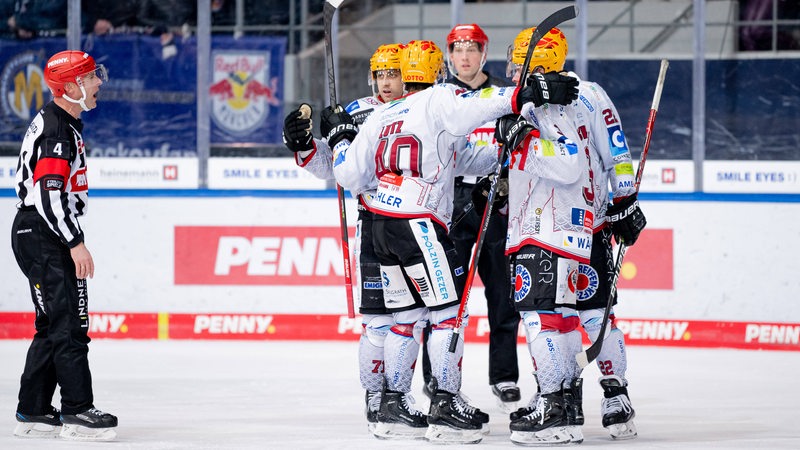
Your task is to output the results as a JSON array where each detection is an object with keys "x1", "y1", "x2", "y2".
[{"x1": 0, "y1": 192, "x2": 798, "y2": 352}]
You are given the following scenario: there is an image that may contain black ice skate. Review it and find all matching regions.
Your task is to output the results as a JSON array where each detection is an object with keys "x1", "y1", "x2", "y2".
[
  {"x1": 59, "y1": 407, "x2": 118, "y2": 441},
  {"x1": 600, "y1": 375, "x2": 637, "y2": 440},
  {"x1": 426, "y1": 391, "x2": 486, "y2": 444},
  {"x1": 562, "y1": 378, "x2": 584, "y2": 444},
  {"x1": 492, "y1": 381, "x2": 521, "y2": 413},
  {"x1": 509, "y1": 392, "x2": 573, "y2": 446},
  {"x1": 373, "y1": 390, "x2": 427, "y2": 440},
  {"x1": 365, "y1": 390, "x2": 380, "y2": 433},
  {"x1": 13, "y1": 406, "x2": 62, "y2": 438}
]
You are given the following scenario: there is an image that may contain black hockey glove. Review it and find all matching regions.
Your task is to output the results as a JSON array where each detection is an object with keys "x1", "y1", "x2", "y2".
[
  {"x1": 471, "y1": 167, "x2": 509, "y2": 215},
  {"x1": 495, "y1": 114, "x2": 536, "y2": 153},
  {"x1": 282, "y1": 104, "x2": 313, "y2": 153},
  {"x1": 517, "y1": 72, "x2": 579, "y2": 107},
  {"x1": 320, "y1": 105, "x2": 358, "y2": 149},
  {"x1": 607, "y1": 193, "x2": 647, "y2": 246}
]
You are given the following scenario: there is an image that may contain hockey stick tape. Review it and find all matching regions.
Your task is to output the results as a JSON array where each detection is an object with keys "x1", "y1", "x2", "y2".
[{"x1": 299, "y1": 103, "x2": 312, "y2": 119}]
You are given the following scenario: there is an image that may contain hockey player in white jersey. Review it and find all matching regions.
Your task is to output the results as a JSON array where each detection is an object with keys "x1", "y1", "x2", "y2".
[
  {"x1": 327, "y1": 39, "x2": 578, "y2": 444},
  {"x1": 281, "y1": 43, "x2": 420, "y2": 438},
  {"x1": 504, "y1": 27, "x2": 646, "y2": 443}
]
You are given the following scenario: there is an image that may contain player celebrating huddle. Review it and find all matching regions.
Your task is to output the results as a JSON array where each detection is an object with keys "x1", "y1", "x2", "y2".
[
  {"x1": 507, "y1": 27, "x2": 645, "y2": 441},
  {"x1": 281, "y1": 43, "x2": 411, "y2": 436},
  {"x1": 327, "y1": 39, "x2": 578, "y2": 443}
]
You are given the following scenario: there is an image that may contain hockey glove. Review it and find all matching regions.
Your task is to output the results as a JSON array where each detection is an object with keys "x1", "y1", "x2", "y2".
[
  {"x1": 282, "y1": 104, "x2": 313, "y2": 153},
  {"x1": 470, "y1": 167, "x2": 509, "y2": 215},
  {"x1": 495, "y1": 114, "x2": 536, "y2": 153},
  {"x1": 320, "y1": 105, "x2": 358, "y2": 149},
  {"x1": 517, "y1": 72, "x2": 579, "y2": 107},
  {"x1": 607, "y1": 193, "x2": 647, "y2": 245}
]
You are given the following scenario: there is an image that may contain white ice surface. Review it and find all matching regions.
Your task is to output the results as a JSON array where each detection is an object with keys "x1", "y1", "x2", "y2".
[{"x1": 1, "y1": 340, "x2": 799, "y2": 449}]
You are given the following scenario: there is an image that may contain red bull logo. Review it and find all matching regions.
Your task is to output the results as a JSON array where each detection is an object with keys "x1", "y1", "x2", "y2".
[{"x1": 209, "y1": 52, "x2": 280, "y2": 135}]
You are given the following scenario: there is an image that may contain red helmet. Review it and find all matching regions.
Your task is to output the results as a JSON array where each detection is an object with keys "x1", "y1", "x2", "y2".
[
  {"x1": 44, "y1": 50, "x2": 101, "y2": 97},
  {"x1": 446, "y1": 23, "x2": 489, "y2": 51}
]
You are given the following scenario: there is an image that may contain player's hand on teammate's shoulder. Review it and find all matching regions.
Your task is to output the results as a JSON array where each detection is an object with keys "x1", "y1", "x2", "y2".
[{"x1": 519, "y1": 71, "x2": 579, "y2": 107}]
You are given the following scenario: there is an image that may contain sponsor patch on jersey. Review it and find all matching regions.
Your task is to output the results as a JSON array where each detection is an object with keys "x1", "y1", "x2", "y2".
[
  {"x1": 571, "y1": 208, "x2": 594, "y2": 230},
  {"x1": 615, "y1": 162, "x2": 634, "y2": 176},
  {"x1": 514, "y1": 264, "x2": 532, "y2": 302},
  {"x1": 363, "y1": 281, "x2": 382, "y2": 290},
  {"x1": 579, "y1": 94, "x2": 594, "y2": 112},
  {"x1": 607, "y1": 125, "x2": 629, "y2": 157},
  {"x1": 43, "y1": 139, "x2": 70, "y2": 160},
  {"x1": 350, "y1": 108, "x2": 373, "y2": 125},
  {"x1": 41, "y1": 174, "x2": 64, "y2": 191},
  {"x1": 563, "y1": 231, "x2": 592, "y2": 250},
  {"x1": 576, "y1": 263, "x2": 599, "y2": 301}
]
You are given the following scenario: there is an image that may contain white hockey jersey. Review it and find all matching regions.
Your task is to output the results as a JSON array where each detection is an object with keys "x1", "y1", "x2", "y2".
[
  {"x1": 294, "y1": 95, "x2": 392, "y2": 210},
  {"x1": 332, "y1": 84, "x2": 520, "y2": 230},
  {"x1": 571, "y1": 75, "x2": 636, "y2": 230},
  {"x1": 506, "y1": 100, "x2": 595, "y2": 263}
]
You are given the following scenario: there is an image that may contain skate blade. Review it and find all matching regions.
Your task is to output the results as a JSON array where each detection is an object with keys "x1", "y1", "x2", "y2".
[
  {"x1": 60, "y1": 423, "x2": 117, "y2": 441},
  {"x1": 607, "y1": 420, "x2": 638, "y2": 440},
  {"x1": 13, "y1": 422, "x2": 62, "y2": 438},
  {"x1": 481, "y1": 423, "x2": 491, "y2": 436},
  {"x1": 510, "y1": 426, "x2": 573, "y2": 446},
  {"x1": 425, "y1": 424, "x2": 483, "y2": 444},
  {"x1": 566, "y1": 426, "x2": 584, "y2": 444},
  {"x1": 372, "y1": 422, "x2": 427, "y2": 440}
]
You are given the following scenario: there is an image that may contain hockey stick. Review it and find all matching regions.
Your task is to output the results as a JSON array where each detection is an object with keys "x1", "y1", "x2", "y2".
[
  {"x1": 576, "y1": 59, "x2": 669, "y2": 368},
  {"x1": 324, "y1": 0, "x2": 355, "y2": 319},
  {"x1": 448, "y1": 5, "x2": 579, "y2": 352}
]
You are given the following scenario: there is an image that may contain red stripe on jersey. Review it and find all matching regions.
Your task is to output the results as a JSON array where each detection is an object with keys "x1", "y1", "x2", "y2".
[{"x1": 33, "y1": 157, "x2": 70, "y2": 184}]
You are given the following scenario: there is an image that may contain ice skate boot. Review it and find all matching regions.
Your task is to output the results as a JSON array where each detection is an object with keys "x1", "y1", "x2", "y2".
[
  {"x1": 509, "y1": 392, "x2": 572, "y2": 446},
  {"x1": 365, "y1": 390, "x2": 381, "y2": 433},
  {"x1": 492, "y1": 381, "x2": 521, "y2": 413},
  {"x1": 600, "y1": 375, "x2": 637, "y2": 440},
  {"x1": 59, "y1": 407, "x2": 117, "y2": 441},
  {"x1": 373, "y1": 390, "x2": 427, "y2": 440},
  {"x1": 426, "y1": 391, "x2": 486, "y2": 444},
  {"x1": 562, "y1": 378, "x2": 584, "y2": 444},
  {"x1": 13, "y1": 406, "x2": 62, "y2": 438}
]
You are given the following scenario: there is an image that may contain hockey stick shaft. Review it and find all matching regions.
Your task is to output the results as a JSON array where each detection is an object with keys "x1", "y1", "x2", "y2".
[
  {"x1": 324, "y1": 0, "x2": 355, "y2": 319},
  {"x1": 576, "y1": 59, "x2": 669, "y2": 368},
  {"x1": 448, "y1": 5, "x2": 578, "y2": 353}
]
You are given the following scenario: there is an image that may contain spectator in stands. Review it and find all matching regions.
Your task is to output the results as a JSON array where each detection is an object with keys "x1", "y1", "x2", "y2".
[
  {"x1": 82, "y1": 0, "x2": 141, "y2": 35},
  {"x1": 7, "y1": 0, "x2": 66, "y2": 39},
  {"x1": 1, "y1": 0, "x2": 15, "y2": 37},
  {"x1": 137, "y1": 0, "x2": 196, "y2": 59}
]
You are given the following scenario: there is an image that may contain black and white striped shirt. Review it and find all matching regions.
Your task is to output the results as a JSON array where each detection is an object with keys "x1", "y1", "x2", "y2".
[{"x1": 15, "y1": 102, "x2": 88, "y2": 248}]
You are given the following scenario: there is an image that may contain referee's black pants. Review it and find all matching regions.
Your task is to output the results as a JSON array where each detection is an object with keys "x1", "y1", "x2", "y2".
[
  {"x1": 423, "y1": 183, "x2": 520, "y2": 387},
  {"x1": 11, "y1": 208, "x2": 94, "y2": 416}
]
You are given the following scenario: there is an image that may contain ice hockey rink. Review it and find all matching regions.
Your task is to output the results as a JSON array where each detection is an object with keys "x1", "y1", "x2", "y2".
[{"x1": 0, "y1": 340, "x2": 798, "y2": 449}]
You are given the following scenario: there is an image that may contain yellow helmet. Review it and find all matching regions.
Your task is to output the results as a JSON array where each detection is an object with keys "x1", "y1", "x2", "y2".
[
  {"x1": 370, "y1": 43, "x2": 403, "y2": 73},
  {"x1": 401, "y1": 40, "x2": 445, "y2": 85},
  {"x1": 506, "y1": 26, "x2": 568, "y2": 78}
]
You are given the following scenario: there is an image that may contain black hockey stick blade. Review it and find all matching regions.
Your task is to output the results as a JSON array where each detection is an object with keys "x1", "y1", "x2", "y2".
[
  {"x1": 519, "y1": 5, "x2": 578, "y2": 86},
  {"x1": 323, "y1": 0, "x2": 344, "y2": 106}
]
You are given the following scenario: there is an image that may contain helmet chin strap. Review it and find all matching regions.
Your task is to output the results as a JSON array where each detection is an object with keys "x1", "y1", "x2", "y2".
[{"x1": 62, "y1": 78, "x2": 90, "y2": 112}]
